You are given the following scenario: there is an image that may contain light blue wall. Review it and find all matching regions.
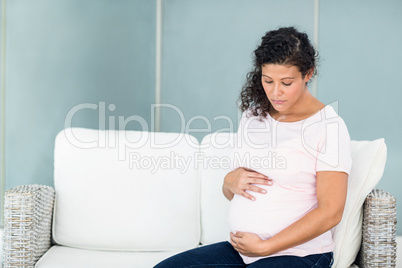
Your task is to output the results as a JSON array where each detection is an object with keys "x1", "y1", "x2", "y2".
[
  {"x1": 318, "y1": 0, "x2": 402, "y2": 234},
  {"x1": 1, "y1": 0, "x2": 401, "y2": 234}
]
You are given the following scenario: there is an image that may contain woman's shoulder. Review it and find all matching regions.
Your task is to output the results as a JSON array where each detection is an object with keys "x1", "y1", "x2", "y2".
[
  {"x1": 303, "y1": 104, "x2": 350, "y2": 136},
  {"x1": 321, "y1": 105, "x2": 348, "y2": 124},
  {"x1": 305, "y1": 102, "x2": 346, "y2": 122}
]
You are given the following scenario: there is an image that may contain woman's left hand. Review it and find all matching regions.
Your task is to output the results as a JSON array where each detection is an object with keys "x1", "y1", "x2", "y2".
[{"x1": 230, "y1": 231, "x2": 269, "y2": 257}]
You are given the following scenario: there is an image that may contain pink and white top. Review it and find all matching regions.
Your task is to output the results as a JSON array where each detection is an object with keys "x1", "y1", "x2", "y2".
[{"x1": 228, "y1": 105, "x2": 352, "y2": 264}]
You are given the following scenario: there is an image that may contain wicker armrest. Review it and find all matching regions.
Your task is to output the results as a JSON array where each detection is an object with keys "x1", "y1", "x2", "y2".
[
  {"x1": 355, "y1": 188, "x2": 397, "y2": 268},
  {"x1": 2, "y1": 184, "x2": 55, "y2": 268}
]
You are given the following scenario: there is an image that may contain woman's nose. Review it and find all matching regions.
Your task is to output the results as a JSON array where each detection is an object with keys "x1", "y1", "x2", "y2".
[{"x1": 272, "y1": 84, "x2": 283, "y2": 97}]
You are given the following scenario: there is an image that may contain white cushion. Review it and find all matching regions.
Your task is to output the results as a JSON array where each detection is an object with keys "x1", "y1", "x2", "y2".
[
  {"x1": 35, "y1": 245, "x2": 183, "y2": 268},
  {"x1": 52, "y1": 128, "x2": 200, "y2": 251},
  {"x1": 332, "y1": 138, "x2": 387, "y2": 268},
  {"x1": 199, "y1": 133, "x2": 234, "y2": 244},
  {"x1": 34, "y1": 246, "x2": 360, "y2": 268}
]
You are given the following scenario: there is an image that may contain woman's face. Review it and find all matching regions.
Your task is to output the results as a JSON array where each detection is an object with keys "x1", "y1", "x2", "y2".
[{"x1": 261, "y1": 63, "x2": 312, "y2": 114}]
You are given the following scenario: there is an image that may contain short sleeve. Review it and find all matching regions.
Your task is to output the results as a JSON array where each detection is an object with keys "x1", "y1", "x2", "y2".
[{"x1": 316, "y1": 117, "x2": 352, "y2": 175}]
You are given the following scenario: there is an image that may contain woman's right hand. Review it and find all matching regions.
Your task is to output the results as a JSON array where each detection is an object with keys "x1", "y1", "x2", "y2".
[{"x1": 222, "y1": 167, "x2": 273, "y2": 201}]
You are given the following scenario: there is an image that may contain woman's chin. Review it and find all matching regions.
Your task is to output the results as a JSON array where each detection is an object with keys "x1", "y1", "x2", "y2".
[{"x1": 271, "y1": 106, "x2": 288, "y2": 113}]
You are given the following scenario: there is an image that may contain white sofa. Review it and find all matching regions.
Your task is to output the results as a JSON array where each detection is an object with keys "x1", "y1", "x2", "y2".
[{"x1": 2, "y1": 128, "x2": 397, "y2": 268}]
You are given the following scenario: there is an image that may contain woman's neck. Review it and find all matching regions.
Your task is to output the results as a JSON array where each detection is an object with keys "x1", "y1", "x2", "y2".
[{"x1": 269, "y1": 89, "x2": 324, "y2": 122}]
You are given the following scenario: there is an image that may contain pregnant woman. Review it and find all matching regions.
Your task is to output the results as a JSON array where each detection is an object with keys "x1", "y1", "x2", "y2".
[{"x1": 154, "y1": 26, "x2": 352, "y2": 268}]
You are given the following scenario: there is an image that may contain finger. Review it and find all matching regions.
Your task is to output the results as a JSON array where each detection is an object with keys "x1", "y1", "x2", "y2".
[
  {"x1": 236, "y1": 245, "x2": 246, "y2": 254},
  {"x1": 251, "y1": 177, "x2": 273, "y2": 186},
  {"x1": 244, "y1": 168, "x2": 268, "y2": 178},
  {"x1": 230, "y1": 233, "x2": 239, "y2": 245},
  {"x1": 246, "y1": 184, "x2": 267, "y2": 194},
  {"x1": 247, "y1": 172, "x2": 270, "y2": 180},
  {"x1": 231, "y1": 231, "x2": 244, "y2": 241},
  {"x1": 239, "y1": 249, "x2": 249, "y2": 256},
  {"x1": 233, "y1": 231, "x2": 243, "y2": 237},
  {"x1": 230, "y1": 232, "x2": 237, "y2": 241},
  {"x1": 240, "y1": 191, "x2": 256, "y2": 201}
]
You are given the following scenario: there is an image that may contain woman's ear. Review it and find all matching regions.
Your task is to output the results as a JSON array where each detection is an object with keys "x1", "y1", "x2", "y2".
[{"x1": 304, "y1": 68, "x2": 314, "y2": 82}]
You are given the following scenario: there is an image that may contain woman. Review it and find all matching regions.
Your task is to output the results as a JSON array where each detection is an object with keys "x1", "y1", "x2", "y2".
[{"x1": 154, "y1": 26, "x2": 351, "y2": 268}]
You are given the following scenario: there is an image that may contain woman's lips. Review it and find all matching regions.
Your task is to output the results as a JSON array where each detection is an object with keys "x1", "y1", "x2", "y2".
[{"x1": 272, "y1": 100, "x2": 286, "y2": 104}]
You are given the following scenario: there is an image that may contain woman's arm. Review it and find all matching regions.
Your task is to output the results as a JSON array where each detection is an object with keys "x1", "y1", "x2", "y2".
[
  {"x1": 230, "y1": 170, "x2": 348, "y2": 257},
  {"x1": 222, "y1": 167, "x2": 273, "y2": 201}
]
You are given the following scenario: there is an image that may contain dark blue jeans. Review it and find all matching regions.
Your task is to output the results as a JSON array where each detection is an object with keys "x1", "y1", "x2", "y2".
[{"x1": 154, "y1": 241, "x2": 333, "y2": 268}]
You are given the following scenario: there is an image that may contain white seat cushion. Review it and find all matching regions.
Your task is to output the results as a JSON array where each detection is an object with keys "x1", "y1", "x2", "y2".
[
  {"x1": 34, "y1": 245, "x2": 360, "y2": 268},
  {"x1": 35, "y1": 245, "x2": 183, "y2": 268},
  {"x1": 52, "y1": 128, "x2": 200, "y2": 251}
]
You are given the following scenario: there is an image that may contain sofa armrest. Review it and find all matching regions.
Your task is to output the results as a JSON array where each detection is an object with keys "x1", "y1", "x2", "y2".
[
  {"x1": 355, "y1": 188, "x2": 397, "y2": 268},
  {"x1": 2, "y1": 184, "x2": 55, "y2": 267}
]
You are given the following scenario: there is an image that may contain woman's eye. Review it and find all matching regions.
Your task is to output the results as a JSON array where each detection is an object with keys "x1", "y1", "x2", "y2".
[
  {"x1": 264, "y1": 80, "x2": 273, "y2": 84},
  {"x1": 283, "y1": 82, "x2": 292, "y2": 86}
]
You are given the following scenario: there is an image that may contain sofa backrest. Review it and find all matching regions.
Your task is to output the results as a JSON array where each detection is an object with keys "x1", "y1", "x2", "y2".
[{"x1": 52, "y1": 128, "x2": 201, "y2": 251}]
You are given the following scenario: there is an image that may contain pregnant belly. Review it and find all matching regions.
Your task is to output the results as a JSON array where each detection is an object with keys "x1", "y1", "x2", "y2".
[{"x1": 228, "y1": 183, "x2": 317, "y2": 239}]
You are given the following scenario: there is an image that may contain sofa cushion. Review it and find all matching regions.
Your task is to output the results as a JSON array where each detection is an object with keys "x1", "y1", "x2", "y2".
[
  {"x1": 332, "y1": 138, "x2": 387, "y2": 267},
  {"x1": 35, "y1": 245, "x2": 183, "y2": 268},
  {"x1": 199, "y1": 133, "x2": 234, "y2": 244},
  {"x1": 52, "y1": 128, "x2": 200, "y2": 251}
]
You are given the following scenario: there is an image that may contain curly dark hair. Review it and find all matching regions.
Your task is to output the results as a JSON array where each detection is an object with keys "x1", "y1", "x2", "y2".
[{"x1": 239, "y1": 26, "x2": 318, "y2": 119}]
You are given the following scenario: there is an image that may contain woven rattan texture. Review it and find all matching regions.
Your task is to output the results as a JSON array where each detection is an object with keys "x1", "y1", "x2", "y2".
[
  {"x1": 357, "y1": 189, "x2": 397, "y2": 267},
  {"x1": 2, "y1": 185, "x2": 55, "y2": 268}
]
